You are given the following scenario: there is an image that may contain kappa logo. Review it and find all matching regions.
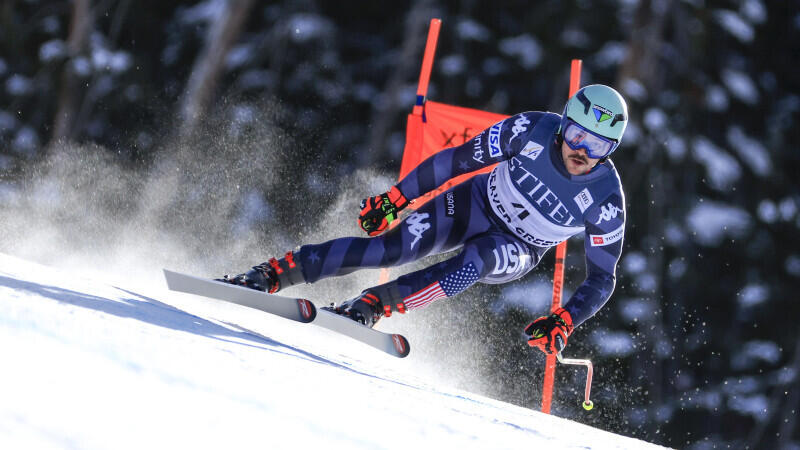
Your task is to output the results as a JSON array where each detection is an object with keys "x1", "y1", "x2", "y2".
[
  {"x1": 406, "y1": 212, "x2": 431, "y2": 250},
  {"x1": 592, "y1": 105, "x2": 614, "y2": 123},
  {"x1": 520, "y1": 140, "x2": 544, "y2": 161},
  {"x1": 510, "y1": 116, "x2": 531, "y2": 142},
  {"x1": 595, "y1": 202, "x2": 623, "y2": 224},
  {"x1": 574, "y1": 188, "x2": 594, "y2": 213}
]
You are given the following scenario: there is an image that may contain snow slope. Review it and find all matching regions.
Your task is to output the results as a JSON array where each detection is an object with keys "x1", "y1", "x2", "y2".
[{"x1": 0, "y1": 253, "x2": 667, "y2": 450}]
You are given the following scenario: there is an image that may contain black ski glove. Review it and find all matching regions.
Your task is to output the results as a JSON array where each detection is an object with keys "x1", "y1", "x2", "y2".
[
  {"x1": 358, "y1": 186, "x2": 409, "y2": 236},
  {"x1": 524, "y1": 307, "x2": 574, "y2": 354}
]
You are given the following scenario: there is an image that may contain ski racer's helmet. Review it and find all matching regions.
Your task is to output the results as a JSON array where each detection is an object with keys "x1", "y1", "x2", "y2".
[{"x1": 560, "y1": 84, "x2": 628, "y2": 159}]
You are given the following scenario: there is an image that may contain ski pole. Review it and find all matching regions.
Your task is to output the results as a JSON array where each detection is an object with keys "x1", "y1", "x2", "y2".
[{"x1": 556, "y1": 352, "x2": 594, "y2": 410}]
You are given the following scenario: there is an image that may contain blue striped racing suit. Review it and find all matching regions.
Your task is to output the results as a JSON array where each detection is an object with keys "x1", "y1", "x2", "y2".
[{"x1": 290, "y1": 111, "x2": 625, "y2": 327}]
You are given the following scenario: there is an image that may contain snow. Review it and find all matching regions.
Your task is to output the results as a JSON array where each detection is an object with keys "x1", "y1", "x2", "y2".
[
  {"x1": 496, "y1": 280, "x2": 554, "y2": 314},
  {"x1": 225, "y1": 43, "x2": 254, "y2": 69},
  {"x1": 589, "y1": 329, "x2": 635, "y2": 357},
  {"x1": 685, "y1": 200, "x2": 752, "y2": 246},
  {"x1": 767, "y1": 195, "x2": 799, "y2": 225},
  {"x1": 704, "y1": 85, "x2": 729, "y2": 112},
  {"x1": 622, "y1": 121, "x2": 641, "y2": 146},
  {"x1": 736, "y1": 283, "x2": 769, "y2": 307},
  {"x1": 664, "y1": 133, "x2": 687, "y2": 162},
  {"x1": 12, "y1": 127, "x2": 39, "y2": 156},
  {"x1": 623, "y1": 252, "x2": 647, "y2": 274},
  {"x1": 714, "y1": 10, "x2": 755, "y2": 43},
  {"x1": 178, "y1": 0, "x2": 225, "y2": 25},
  {"x1": 731, "y1": 340, "x2": 781, "y2": 370},
  {"x1": 71, "y1": 57, "x2": 92, "y2": 77},
  {"x1": 0, "y1": 253, "x2": 667, "y2": 450},
  {"x1": 592, "y1": 42, "x2": 627, "y2": 69},
  {"x1": 482, "y1": 57, "x2": 510, "y2": 76},
  {"x1": 287, "y1": 14, "x2": 333, "y2": 43},
  {"x1": 643, "y1": 108, "x2": 667, "y2": 132},
  {"x1": 41, "y1": 15, "x2": 60, "y2": 34},
  {"x1": 91, "y1": 48, "x2": 132, "y2": 74},
  {"x1": 740, "y1": 0, "x2": 767, "y2": 24},
  {"x1": 560, "y1": 27, "x2": 591, "y2": 48},
  {"x1": 757, "y1": 199, "x2": 778, "y2": 223},
  {"x1": 498, "y1": 35, "x2": 542, "y2": 70},
  {"x1": 726, "y1": 126, "x2": 772, "y2": 177},
  {"x1": 457, "y1": 19, "x2": 490, "y2": 42},
  {"x1": 619, "y1": 298, "x2": 657, "y2": 323},
  {"x1": 0, "y1": 110, "x2": 18, "y2": 133},
  {"x1": 39, "y1": 39, "x2": 67, "y2": 63},
  {"x1": 727, "y1": 395, "x2": 768, "y2": 422},
  {"x1": 721, "y1": 69, "x2": 759, "y2": 105},
  {"x1": 621, "y1": 78, "x2": 647, "y2": 102},
  {"x1": 779, "y1": 197, "x2": 798, "y2": 221},
  {"x1": 691, "y1": 137, "x2": 742, "y2": 190},
  {"x1": 440, "y1": 54, "x2": 467, "y2": 76},
  {"x1": 6, "y1": 74, "x2": 33, "y2": 96},
  {"x1": 667, "y1": 257, "x2": 688, "y2": 280}
]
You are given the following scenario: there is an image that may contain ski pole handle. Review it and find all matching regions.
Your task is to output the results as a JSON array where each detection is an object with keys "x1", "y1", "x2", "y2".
[{"x1": 556, "y1": 353, "x2": 594, "y2": 410}]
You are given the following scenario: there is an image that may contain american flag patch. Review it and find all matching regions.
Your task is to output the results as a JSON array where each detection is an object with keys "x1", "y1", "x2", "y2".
[{"x1": 404, "y1": 263, "x2": 480, "y2": 310}]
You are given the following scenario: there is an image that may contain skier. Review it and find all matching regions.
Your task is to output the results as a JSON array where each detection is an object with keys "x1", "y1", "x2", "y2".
[{"x1": 221, "y1": 84, "x2": 628, "y2": 355}]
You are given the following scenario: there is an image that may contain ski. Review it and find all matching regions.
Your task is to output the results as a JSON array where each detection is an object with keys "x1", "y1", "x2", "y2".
[
  {"x1": 314, "y1": 309, "x2": 410, "y2": 358},
  {"x1": 163, "y1": 269, "x2": 316, "y2": 323},
  {"x1": 162, "y1": 269, "x2": 410, "y2": 358}
]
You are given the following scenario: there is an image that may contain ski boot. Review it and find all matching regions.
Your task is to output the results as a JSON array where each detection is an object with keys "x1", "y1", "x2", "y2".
[
  {"x1": 323, "y1": 288, "x2": 407, "y2": 328},
  {"x1": 218, "y1": 251, "x2": 304, "y2": 294}
]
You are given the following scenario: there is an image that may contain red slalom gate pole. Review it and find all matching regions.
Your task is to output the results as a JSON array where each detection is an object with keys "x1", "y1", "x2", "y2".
[
  {"x1": 412, "y1": 18, "x2": 441, "y2": 116},
  {"x1": 380, "y1": 18, "x2": 441, "y2": 285},
  {"x1": 540, "y1": 59, "x2": 582, "y2": 414}
]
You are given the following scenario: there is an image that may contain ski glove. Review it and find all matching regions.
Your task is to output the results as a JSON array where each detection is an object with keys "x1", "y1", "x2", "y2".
[
  {"x1": 358, "y1": 186, "x2": 409, "y2": 236},
  {"x1": 525, "y1": 307, "x2": 574, "y2": 354}
]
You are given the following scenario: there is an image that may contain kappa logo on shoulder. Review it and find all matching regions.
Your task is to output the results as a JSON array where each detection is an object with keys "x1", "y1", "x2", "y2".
[
  {"x1": 520, "y1": 140, "x2": 544, "y2": 161},
  {"x1": 510, "y1": 116, "x2": 531, "y2": 143},
  {"x1": 595, "y1": 202, "x2": 623, "y2": 224}
]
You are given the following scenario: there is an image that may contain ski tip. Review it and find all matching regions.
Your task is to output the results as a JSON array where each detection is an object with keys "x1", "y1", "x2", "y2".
[
  {"x1": 296, "y1": 299, "x2": 317, "y2": 323},
  {"x1": 162, "y1": 268, "x2": 179, "y2": 289},
  {"x1": 391, "y1": 334, "x2": 411, "y2": 358}
]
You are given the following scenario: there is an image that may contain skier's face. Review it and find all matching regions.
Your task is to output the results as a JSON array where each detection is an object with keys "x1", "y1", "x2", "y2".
[{"x1": 561, "y1": 140, "x2": 600, "y2": 175}]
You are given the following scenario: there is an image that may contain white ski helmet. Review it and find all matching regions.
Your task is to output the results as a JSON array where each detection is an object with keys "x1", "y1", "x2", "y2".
[{"x1": 560, "y1": 84, "x2": 628, "y2": 157}]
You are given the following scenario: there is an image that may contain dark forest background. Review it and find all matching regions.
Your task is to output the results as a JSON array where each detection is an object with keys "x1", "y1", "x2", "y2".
[{"x1": 1, "y1": 1, "x2": 799, "y2": 448}]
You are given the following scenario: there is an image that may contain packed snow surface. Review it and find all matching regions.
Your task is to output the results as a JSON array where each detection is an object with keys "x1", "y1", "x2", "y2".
[{"x1": 0, "y1": 253, "x2": 667, "y2": 450}]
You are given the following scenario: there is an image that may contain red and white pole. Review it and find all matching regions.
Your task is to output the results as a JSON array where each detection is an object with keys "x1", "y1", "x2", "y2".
[{"x1": 541, "y1": 59, "x2": 583, "y2": 414}]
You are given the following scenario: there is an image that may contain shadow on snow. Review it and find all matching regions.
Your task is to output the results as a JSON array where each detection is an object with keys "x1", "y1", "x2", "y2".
[{"x1": 0, "y1": 275, "x2": 416, "y2": 388}]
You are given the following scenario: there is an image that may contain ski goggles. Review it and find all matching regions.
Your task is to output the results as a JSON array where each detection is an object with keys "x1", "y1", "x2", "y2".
[{"x1": 562, "y1": 119, "x2": 618, "y2": 159}]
